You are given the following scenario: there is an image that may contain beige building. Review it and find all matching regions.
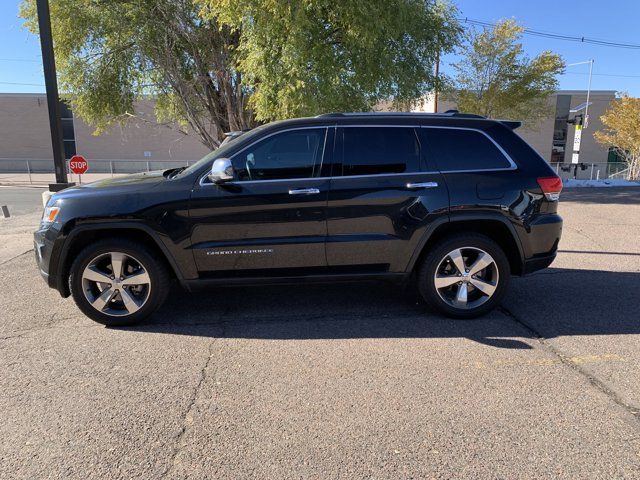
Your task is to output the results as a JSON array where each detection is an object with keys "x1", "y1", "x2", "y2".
[
  {"x1": 427, "y1": 90, "x2": 617, "y2": 167},
  {"x1": 0, "y1": 90, "x2": 617, "y2": 175},
  {"x1": 0, "y1": 93, "x2": 209, "y2": 173}
]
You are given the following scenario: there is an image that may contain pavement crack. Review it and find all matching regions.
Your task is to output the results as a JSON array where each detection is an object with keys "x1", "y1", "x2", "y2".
[
  {"x1": 565, "y1": 225, "x2": 605, "y2": 249},
  {"x1": 0, "y1": 248, "x2": 33, "y2": 266},
  {"x1": 499, "y1": 306, "x2": 640, "y2": 421},
  {"x1": 161, "y1": 328, "x2": 223, "y2": 478},
  {"x1": 0, "y1": 313, "x2": 78, "y2": 342}
]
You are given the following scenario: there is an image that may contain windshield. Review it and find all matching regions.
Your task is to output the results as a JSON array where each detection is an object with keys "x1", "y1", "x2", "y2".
[{"x1": 174, "y1": 126, "x2": 268, "y2": 179}]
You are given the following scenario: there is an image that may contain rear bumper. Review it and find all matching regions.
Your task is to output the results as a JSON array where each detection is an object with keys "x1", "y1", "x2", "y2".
[
  {"x1": 520, "y1": 213, "x2": 562, "y2": 274},
  {"x1": 522, "y1": 253, "x2": 556, "y2": 274}
]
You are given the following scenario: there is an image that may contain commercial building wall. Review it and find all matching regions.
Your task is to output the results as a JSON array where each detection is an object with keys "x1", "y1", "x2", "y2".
[
  {"x1": 0, "y1": 90, "x2": 617, "y2": 174},
  {"x1": 0, "y1": 93, "x2": 210, "y2": 173},
  {"x1": 432, "y1": 91, "x2": 616, "y2": 165}
]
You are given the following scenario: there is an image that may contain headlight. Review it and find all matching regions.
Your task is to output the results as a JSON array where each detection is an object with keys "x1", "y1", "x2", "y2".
[{"x1": 41, "y1": 205, "x2": 61, "y2": 227}]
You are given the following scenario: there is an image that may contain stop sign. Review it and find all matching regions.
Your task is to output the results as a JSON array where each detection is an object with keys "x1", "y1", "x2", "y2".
[{"x1": 69, "y1": 155, "x2": 88, "y2": 175}]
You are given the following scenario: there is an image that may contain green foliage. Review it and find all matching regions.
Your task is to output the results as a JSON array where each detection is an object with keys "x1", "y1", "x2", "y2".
[
  {"x1": 20, "y1": 0, "x2": 460, "y2": 147},
  {"x1": 21, "y1": 0, "x2": 253, "y2": 148},
  {"x1": 200, "y1": 0, "x2": 461, "y2": 121},
  {"x1": 452, "y1": 20, "x2": 564, "y2": 126}
]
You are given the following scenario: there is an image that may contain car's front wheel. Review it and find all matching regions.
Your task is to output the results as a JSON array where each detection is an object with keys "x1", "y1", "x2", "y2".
[
  {"x1": 418, "y1": 234, "x2": 510, "y2": 319},
  {"x1": 69, "y1": 240, "x2": 170, "y2": 326}
]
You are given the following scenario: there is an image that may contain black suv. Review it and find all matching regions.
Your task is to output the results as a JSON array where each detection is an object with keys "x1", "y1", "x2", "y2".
[{"x1": 34, "y1": 112, "x2": 563, "y2": 325}]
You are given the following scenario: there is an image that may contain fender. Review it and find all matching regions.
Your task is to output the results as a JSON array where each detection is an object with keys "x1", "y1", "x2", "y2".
[
  {"x1": 404, "y1": 211, "x2": 526, "y2": 273},
  {"x1": 54, "y1": 221, "x2": 191, "y2": 296}
]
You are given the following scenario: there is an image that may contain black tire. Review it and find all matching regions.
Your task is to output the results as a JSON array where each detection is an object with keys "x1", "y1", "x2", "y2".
[
  {"x1": 69, "y1": 239, "x2": 170, "y2": 326},
  {"x1": 418, "y1": 233, "x2": 510, "y2": 319}
]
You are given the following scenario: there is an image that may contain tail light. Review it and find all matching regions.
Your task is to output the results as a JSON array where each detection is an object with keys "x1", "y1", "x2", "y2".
[{"x1": 537, "y1": 176, "x2": 563, "y2": 201}]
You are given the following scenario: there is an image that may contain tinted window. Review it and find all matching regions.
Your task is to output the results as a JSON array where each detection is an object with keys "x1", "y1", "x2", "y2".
[
  {"x1": 341, "y1": 127, "x2": 420, "y2": 176},
  {"x1": 423, "y1": 128, "x2": 511, "y2": 171},
  {"x1": 232, "y1": 128, "x2": 326, "y2": 181}
]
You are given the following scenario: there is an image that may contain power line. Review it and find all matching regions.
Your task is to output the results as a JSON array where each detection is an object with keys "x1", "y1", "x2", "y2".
[
  {"x1": 563, "y1": 71, "x2": 640, "y2": 79},
  {"x1": 0, "y1": 58, "x2": 41, "y2": 63},
  {"x1": 0, "y1": 81, "x2": 45, "y2": 86},
  {"x1": 460, "y1": 18, "x2": 640, "y2": 50}
]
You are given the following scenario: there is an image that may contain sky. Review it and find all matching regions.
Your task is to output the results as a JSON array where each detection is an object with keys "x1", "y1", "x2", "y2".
[{"x1": 1, "y1": 0, "x2": 639, "y2": 96}]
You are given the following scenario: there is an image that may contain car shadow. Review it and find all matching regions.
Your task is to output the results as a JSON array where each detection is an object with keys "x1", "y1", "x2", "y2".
[{"x1": 116, "y1": 266, "x2": 640, "y2": 350}]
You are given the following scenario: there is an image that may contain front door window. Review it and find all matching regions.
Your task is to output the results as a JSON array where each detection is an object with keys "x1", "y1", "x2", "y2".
[{"x1": 232, "y1": 128, "x2": 326, "y2": 181}]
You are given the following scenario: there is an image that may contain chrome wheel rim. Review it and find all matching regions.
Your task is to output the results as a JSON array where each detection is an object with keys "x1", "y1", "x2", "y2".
[
  {"x1": 81, "y1": 252, "x2": 151, "y2": 317},
  {"x1": 434, "y1": 247, "x2": 499, "y2": 310}
]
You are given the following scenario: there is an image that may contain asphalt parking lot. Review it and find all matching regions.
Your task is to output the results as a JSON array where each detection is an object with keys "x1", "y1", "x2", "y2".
[{"x1": 1, "y1": 187, "x2": 639, "y2": 479}]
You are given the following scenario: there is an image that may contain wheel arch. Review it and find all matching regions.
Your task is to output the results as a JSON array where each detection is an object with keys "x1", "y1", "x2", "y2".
[
  {"x1": 55, "y1": 223, "x2": 183, "y2": 297},
  {"x1": 408, "y1": 215, "x2": 525, "y2": 276}
]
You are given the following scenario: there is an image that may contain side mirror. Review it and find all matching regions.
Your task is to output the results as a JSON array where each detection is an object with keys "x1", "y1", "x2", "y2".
[{"x1": 208, "y1": 158, "x2": 234, "y2": 183}]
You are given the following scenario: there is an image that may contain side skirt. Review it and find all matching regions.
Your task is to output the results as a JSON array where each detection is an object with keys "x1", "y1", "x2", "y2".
[{"x1": 181, "y1": 272, "x2": 409, "y2": 291}]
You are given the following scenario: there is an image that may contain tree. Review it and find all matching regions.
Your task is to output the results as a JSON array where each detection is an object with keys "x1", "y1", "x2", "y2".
[
  {"x1": 594, "y1": 95, "x2": 640, "y2": 180},
  {"x1": 452, "y1": 20, "x2": 564, "y2": 126},
  {"x1": 20, "y1": 0, "x2": 461, "y2": 149}
]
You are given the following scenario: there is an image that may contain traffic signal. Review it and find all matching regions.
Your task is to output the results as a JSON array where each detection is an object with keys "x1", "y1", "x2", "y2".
[{"x1": 567, "y1": 114, "x2": 584, "y2": 126}]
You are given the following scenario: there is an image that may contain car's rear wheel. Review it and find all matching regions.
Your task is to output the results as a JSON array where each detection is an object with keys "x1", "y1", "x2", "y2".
[
  {"x1": 418, "y1": 234, "x2": 510, "y2": 319},
  {"x1": 69, "y1": 240, "x2": 170, "y2": 326}
]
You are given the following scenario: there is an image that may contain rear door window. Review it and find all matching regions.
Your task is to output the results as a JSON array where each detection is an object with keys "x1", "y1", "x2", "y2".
[
  {"x1": 339, "y1": 127, "x2": 421, "y2": 176},
  {"x1": 422, "y1": 128, "x2": 512, "y2": 172}
]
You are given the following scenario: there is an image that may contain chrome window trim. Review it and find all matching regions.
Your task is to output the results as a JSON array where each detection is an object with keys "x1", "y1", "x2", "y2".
[
  {"x1": 420, "y1": 125, "x2": 518, "y2": 172},
  {"x1": 198, "y1": 171, "x2": 442, "y2": 187},
  {"x1": 328, "y1": 171, "x2": 439, "y2": 180},
  {"x1": 198, "y1": 123, "x2": 518, "y2": 187},
  {"x1": 199, "y1": 126, "x2": 330, "y2": 186},
  {"x1": 210, "y1": 176, "x2": 332, "y2": 185}
]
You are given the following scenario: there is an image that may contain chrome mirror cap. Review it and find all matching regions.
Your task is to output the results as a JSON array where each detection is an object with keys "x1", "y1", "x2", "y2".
[{"x1": 208, "y1": 158, "x2": 234, "y2": 183}]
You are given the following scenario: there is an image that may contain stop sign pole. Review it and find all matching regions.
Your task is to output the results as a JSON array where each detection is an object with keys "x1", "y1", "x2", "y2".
[{"x1": 36, "y1": 0, "x2": 74, "y2": 192}]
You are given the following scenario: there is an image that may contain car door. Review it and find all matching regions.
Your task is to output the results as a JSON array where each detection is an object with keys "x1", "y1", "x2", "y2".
[
  {"x1": 326, "y1": 125, "x2": 449, "y2": 273},
  {"x1": 189, "y1": 127, "x2": 332, "y2": 275}
]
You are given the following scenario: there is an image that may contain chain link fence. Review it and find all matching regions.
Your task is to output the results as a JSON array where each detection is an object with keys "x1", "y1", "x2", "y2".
[
  {"x1": 0, "y1": 158, "x2": 195, "y2": 184},
  {"x1": 550, "y1": 162, "x2": 631, "y2": 181}
]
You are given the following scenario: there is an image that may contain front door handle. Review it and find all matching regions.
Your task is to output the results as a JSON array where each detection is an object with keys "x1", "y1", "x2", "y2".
[
  {"x1": 406, "y1": 182, "x2": 439, "y2": 189},
  {"x1": 289, "y1": 188, "x2": 320, "y2": 195}
]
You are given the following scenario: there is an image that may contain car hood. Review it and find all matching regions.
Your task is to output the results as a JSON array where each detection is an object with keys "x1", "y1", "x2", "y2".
[{"x1": 52, "y1": 170, "x2": 167, "y2": 200}]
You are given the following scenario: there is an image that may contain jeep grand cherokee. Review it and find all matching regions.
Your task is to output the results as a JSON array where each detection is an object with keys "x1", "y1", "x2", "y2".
[{"x1": 34, "y1": 112, "x2": 563, "y2": 325}]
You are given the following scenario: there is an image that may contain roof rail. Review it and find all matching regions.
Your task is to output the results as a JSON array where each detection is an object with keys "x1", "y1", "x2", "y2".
[
  {"x1": 314, "y1": 111, "x2": 524, "y2": 128},
  {"x1": 315, "y1": 111, "x2": 486, "y2": 119}
]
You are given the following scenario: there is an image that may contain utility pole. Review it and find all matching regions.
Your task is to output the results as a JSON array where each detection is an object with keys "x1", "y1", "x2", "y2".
[
  {"x1": 434, "y1": 49, "x2": 440, "y2": 113},
  {"x1": 36, "y1": 0, "x2": 74, "y2": 192}
]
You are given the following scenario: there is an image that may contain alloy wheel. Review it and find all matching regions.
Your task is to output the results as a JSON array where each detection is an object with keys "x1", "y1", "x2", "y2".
[
  {"x1": 433, "y1": 247, "x2": 499, "y2": 310},
  {"x1": 81, "y1": 251, "x2": 151, "y2": 316}
]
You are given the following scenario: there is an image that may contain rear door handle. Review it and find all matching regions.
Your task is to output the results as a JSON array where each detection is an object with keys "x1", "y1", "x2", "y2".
[
  {"x1": 289, "y1": 188, "x2": 320, "y2": 195},
  {"x1": 406, "y1": 182, "x2": 439, "y2": 189}
]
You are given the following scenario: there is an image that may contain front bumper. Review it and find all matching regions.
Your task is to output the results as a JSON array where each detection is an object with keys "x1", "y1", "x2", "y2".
[{"x1": 34, "y1": 227, "x2": 63, "y2": 292}]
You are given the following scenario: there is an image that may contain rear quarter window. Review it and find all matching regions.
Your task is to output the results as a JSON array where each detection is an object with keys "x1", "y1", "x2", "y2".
[{"x1": 422, "y1": 128, "x2": 512, "y2": 172}]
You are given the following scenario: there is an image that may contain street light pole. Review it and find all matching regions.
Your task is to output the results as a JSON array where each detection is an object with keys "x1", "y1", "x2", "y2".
[
  {"x1": 36, "y1": 0, "x2": 74, "y2": 192},
  {"x1": 584, "y1": 59, "x2": 594, "y2": 128},
  {"x1": 567, "y1": 59, "x2": 594, "y2": 128}
]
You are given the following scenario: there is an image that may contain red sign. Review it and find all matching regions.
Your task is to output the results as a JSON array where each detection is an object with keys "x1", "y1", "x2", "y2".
[{"x1": 69, "y1": 155, "x2": 88, "y2": 175}]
